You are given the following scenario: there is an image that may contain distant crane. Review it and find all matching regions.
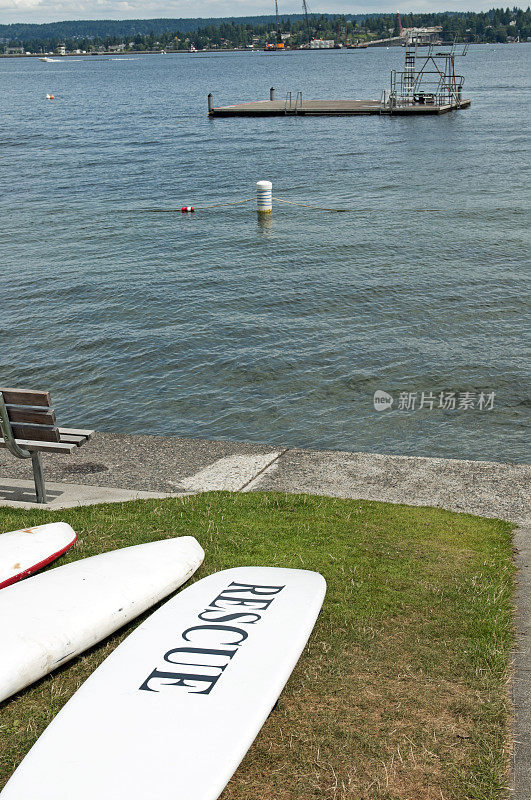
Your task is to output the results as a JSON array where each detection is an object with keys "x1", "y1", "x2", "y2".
[
  {"x1": 338, "y1": 22, "x2": 347, "y2": 47},
  {"x1": 396, "y1": 10, "x2": 403, "y2": 36},
  {"x1": 271, "y1": 0, "x2": 311, "y2": 48},
  {"x1": 302, "y1": 0, "x2": 312, "y2": 45},
  {"x1": 267, "y1": 0, "x2": 284, "y2": 49}
]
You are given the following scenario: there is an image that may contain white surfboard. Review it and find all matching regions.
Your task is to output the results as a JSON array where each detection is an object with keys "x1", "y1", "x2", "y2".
[
  {"x1": 0, "y1": 566, "x2": 326, "y2": 800},
  {"x1": 0, "y1": 522, "x2": 76, "y2": 590},
  {"x1": 0, "y1": 536, "x2": 204, "y2": 703}
]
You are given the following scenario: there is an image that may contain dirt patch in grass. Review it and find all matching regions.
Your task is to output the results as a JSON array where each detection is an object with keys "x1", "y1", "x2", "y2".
[{"x1": 0, "y1": 492, "x2": 515, "y2": 799}]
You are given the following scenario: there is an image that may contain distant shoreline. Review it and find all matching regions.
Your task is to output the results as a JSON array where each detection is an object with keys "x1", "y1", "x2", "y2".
[{"x1": 1, "y1": 41, "x2": 529, "y2": 59}]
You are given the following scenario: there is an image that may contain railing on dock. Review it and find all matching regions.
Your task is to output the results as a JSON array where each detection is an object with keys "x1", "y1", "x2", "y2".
[{"x1": 284, "y1": 91, "x2": 303, "y2": 114}]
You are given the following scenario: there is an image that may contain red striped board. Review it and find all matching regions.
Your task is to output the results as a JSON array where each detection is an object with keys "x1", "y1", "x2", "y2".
[
  {"x1": 0, "y1": 537, "x2": 204, "y2": 703},
  {"x1": 0, "y1": 522, "x2": 76, "y2": 590},
  {"x1": 0, "y1": 566, "x2": 326, "y2": 799}
]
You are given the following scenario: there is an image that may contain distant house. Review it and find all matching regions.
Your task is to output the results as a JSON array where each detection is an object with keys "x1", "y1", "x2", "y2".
[
  {"x1": 55, "y1": 44, "x2": 66, "y2": 56},
  {"x1": 5, "y1": 46, "x2": 24, "y2": 55},
  {"x1": 108, "y1": 44, "x2": 125, "y2": 53}
]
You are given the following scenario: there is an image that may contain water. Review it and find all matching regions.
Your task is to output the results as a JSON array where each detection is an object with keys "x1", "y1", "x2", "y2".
[{"x1": 1, "y1": 46, "x2": 529, "y2": 462}]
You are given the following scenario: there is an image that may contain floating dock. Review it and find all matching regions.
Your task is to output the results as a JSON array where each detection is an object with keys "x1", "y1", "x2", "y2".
[
  {"x1": 209, "y1": 98, "x2": 470, "y2": 117},
  {"x1": 209, "y1": 43, "x2": 471, "y2": 119}
]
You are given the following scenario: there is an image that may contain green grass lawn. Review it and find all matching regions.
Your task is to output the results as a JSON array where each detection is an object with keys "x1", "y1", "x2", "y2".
[{"x1": 0, "y1": 492, "x2": 515, "y2": 799}]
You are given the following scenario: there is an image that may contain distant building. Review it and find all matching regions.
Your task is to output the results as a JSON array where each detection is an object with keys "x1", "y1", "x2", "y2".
[
  {"x1": 404, "y1": 27, "x2": 442, "y2": 45},
  {"x1": 55, "y1": 44, "x2": 66, "y2": 56},
  {"x1": 108, "y1": 44, "x2": 125, "y2": 53},
  {"x1": 5, "y1": 46, "x2": 24, "y2": 54},
  {"x1": 309, "y1": 39, "x2": 335, "y2": 49}
]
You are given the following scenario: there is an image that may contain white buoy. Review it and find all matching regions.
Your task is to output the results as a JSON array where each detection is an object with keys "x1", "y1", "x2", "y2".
[{"x1": 257, "y1": 180, "x2": 272, "y2": 214}]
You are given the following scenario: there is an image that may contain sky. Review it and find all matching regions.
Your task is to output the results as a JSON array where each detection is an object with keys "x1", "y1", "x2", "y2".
[{"x1": 0, "y1": 1, "x2": 508, "y2": 26}]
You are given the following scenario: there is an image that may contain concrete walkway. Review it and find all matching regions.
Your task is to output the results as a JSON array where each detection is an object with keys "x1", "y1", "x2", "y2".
[
  {"x1": 0, "y1": 478, "x2": 176, "y2": 510},
  {"x1": 0, "y1": 432, "x2": 528, "y2": 521},
  {"x1": 0, "y1": 432, "x2": 529, "y2": 795}
]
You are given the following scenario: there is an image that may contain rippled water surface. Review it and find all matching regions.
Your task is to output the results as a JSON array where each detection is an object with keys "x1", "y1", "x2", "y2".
[{"x1": 1, "y1": 46, "x2": 529, "y2": 461}]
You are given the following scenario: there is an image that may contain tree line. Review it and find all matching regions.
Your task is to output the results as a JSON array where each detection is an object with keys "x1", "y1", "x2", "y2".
[{"x1": 1, "y1": 9, "x2": 530, "y2": 53}]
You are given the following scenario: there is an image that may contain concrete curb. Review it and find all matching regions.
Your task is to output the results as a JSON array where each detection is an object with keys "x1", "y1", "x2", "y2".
[{"x1": 513, "y1": 524, "x2": 531, "y2": 799}]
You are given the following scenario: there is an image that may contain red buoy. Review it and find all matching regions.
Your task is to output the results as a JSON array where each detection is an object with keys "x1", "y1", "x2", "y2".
[{"x1": 181, "y1": 206, "x2": 195, "y2": 213}]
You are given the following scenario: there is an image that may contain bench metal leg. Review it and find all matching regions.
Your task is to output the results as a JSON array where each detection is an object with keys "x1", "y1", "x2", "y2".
[{"x1": 31, "y1": 452, "x2": 47, "y2": 504}]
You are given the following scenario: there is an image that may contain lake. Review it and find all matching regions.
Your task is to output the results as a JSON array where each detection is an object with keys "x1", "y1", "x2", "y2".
[{"x1": 1, "y1": 44, "x2": 529, "y2": 462}]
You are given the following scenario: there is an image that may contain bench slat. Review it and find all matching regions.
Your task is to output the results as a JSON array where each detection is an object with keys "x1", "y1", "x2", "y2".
[
  {"x1": 58, "y1": 427, "x2": 94, "y2": 439},
  {"x1": 0, "y1": 388, "x2": 51, "y2": 408},
  {"x1": 0, "y1": 438, "x2": 76, "y2": 454},
  {"x1": 59, "y1": 434, "x2": 88, "y2": 446},
  {"x1": 6, "y1": 406, "x2": 56, "y2": 426},
  {"x1": 10, "y1": 423, "x2": 60, "y2": 443}
]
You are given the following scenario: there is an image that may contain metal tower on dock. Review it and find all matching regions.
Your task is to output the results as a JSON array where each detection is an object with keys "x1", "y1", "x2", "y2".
[{"x1": 389, "y1": 42, "x2": 469, "y2": 111}]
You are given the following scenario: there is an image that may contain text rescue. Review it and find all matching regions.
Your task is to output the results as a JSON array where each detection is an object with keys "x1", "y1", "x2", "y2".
[{"x1": 139, "y1": 580, "x2": 285, "y2": 695}]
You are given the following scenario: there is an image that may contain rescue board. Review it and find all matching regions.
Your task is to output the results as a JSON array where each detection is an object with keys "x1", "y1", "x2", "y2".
[
  {"x1": 0, "y1": 522, "x2": 76, "y2": 590},
  {"x1": 0, "y1": 566, "x2": 326, "y2": 800},
  {"x1": 0, "y1": 536, "x2": 204, "y2": 703}
]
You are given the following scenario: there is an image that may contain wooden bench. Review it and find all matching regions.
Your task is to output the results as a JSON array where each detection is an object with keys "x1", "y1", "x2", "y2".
[{"x1": 0, "y1": 388, "x2": 94, "y2": 504}]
